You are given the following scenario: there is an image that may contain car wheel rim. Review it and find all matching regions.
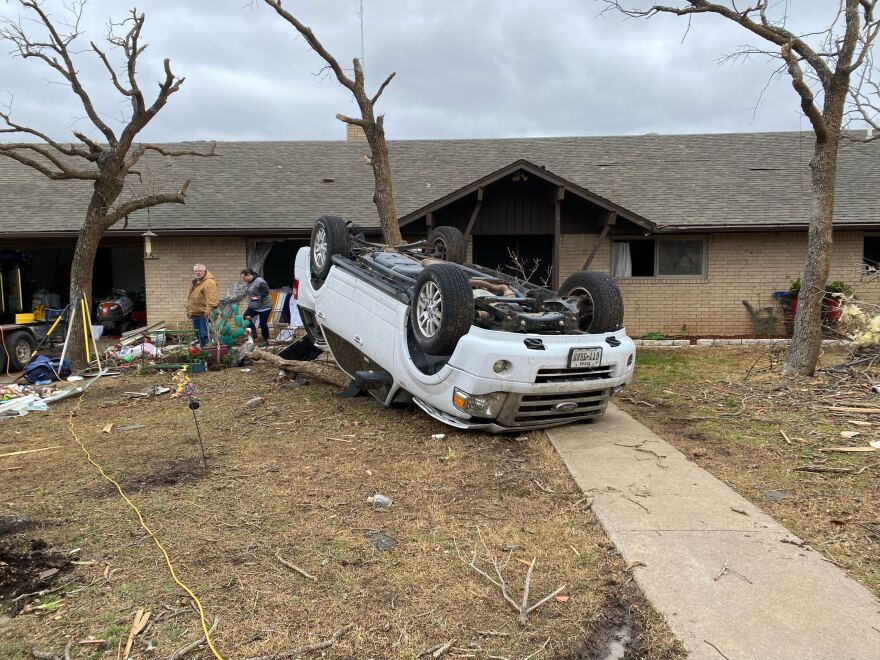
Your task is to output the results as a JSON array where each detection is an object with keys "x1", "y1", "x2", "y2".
[
  {"x1": 416, "y1": 281, "x2": 442, "y2": 338},
  {"x1": 14, "y1": 340, "x2": 29, "y2": 364},
  {"x1": 569, "y1": 286, "x2": 594, "y2": 327},
  {"x1": 432, "y1": 239, "x2": 447, "y2": 260},
  {"x1": 314, "y1": 225, "x2": 328, "y2": 268}
]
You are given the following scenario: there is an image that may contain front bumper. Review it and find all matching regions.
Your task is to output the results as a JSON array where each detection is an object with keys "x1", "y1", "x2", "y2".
[{"x1": 412, "y1": 327, "x2": 635, "y2": 433}]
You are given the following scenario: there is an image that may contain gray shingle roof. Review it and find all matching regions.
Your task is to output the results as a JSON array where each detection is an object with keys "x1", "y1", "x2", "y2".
[{"x1": 1, "y1": 131, "x2": 877, "y2": 235}]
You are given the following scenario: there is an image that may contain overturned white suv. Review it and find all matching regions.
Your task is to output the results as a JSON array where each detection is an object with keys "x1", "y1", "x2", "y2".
[{"x1": 294, "y1": 216, "x2": 635, "y2": 433}]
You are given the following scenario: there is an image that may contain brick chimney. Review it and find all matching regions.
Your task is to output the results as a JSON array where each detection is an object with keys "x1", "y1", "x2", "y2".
[{"x1": 346, "y1": 123, "x2": 367, "y2": 142}]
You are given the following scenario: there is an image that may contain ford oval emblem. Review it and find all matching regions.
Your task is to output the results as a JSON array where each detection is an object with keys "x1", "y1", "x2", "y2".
[{"x1": 555, "y1": 402, "x2": 578, "y2": 413}]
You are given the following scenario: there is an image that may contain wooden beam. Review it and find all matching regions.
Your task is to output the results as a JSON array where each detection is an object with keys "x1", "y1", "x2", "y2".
[
  {"x1": 581, "y1": 212, "x2": 617, "y2": 271},
  {"x1": 552, "y1": 187, "x2": 564, "y2": 289},
  {"x1": 463, "y1": 188, "x2": 484, "y2": 238},
  {"x1": 426, "y1": 211, "x2": 434, "y2": 230}
]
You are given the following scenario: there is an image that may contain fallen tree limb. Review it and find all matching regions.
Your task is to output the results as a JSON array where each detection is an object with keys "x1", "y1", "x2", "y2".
[{"x1": 251, "y1": 348, "x2": 348, "y2": 388}]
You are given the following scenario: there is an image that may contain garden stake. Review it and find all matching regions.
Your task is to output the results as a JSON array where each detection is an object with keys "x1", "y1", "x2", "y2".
[{"x1": 189, "y1": 398, "x2": 208, "y2": 470}]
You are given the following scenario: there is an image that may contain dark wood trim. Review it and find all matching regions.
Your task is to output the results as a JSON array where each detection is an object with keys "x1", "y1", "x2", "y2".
[
  {"x1": 463, "y1": 188, "x2": 484, "y2": 238},
  {"x1": 426, "y1": 211, "x2": 434, "y2": 230},
  {"x1": 553, "y1": 186, "x2": 564, "y2": 289},
  {"x1": 582, "y1": 212, "x2": 617, "y2": 271},
  {"x1": 397, "y1": 159, "x2": 655, "y2": 231}
]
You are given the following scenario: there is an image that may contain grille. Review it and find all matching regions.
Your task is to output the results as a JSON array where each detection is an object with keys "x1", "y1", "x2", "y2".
[
  {"x1": 511, "y1": 389, "x2": 610, "y2": 425},
  {"x1": 534, "y1": 365, "x2": 614, "y2": 384}
]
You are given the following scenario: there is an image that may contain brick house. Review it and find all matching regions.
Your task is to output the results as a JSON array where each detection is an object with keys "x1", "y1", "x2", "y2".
[{"x1": 1, "y1": 130, "x2": 877, "y2": 336}]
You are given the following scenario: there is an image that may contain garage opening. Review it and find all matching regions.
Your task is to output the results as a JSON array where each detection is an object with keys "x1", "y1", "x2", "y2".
[
  {"x1": 260, "y1": 239, "x2": 309, "y2": 288},
  {"x1": 0, "y1": 241, "x2": 145, "y2": 326},
  {"x1": 472, "y1": 235, "x2": 553, "y2": 285}
]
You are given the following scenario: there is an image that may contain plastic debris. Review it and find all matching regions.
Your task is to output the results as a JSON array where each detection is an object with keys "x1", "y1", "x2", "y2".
[
  {"x1": 431, "y1": 433, "x2": 446, "y2": 440},
  {"x1": 367, "y1": 493, "x2": 393, "y2": 508},
  {"x1": 245, "y1": 396, "x2": 266, "y2": 408},
  {"x1": 365, "y1": 531, "x2": 398, "y2": 551}
]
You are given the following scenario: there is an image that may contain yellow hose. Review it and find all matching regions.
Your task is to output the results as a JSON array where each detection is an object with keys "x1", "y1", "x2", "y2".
[{"x1": 66, "y1": 394, "x2": 223, "y2": 659}]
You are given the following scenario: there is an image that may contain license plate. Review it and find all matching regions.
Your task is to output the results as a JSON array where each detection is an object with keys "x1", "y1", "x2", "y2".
[{"x1": 568, "y1": 347, "x2": 603, "y2": 368}]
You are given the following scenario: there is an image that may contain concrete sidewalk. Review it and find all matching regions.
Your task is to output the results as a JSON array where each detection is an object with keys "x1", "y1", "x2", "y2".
[{"x1": 547, "y1": 404, "x2": 880, "y2": 660}]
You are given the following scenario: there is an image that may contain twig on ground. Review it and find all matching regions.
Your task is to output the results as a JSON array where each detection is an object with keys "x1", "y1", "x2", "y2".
[
  {"x1": 474, "y1": 630, "x2": 509, "y2": 637},
  {"x1": 794, "y1": 465, "x2": 869, "y2": 475},
  {"x1": 13, "y1": 577, "x2": 77, "y2": 603},
  {"x1": 420, "y1": 638, "x2": 455, "y2": 657},
  {"x1": 274, "y1": 551, "x2": 318, "y2": 581},
  {"x1": 532, "y1": 478, "x2": 555, "y2": 494},
  {"x1": 522, "y1": 636, "x2": 551, "y2": 659},
  {"x1": 244, "y1": 624, "x2": 354, "y2": 660},
  {"x1": 704, "y1": 639, "x2": 733, "y2": 660},
  {"x1": 622, "y1": 496, "x2": 650, "y2": 513},
  {"x1": 63, "y1": 640, "x2": 73, "y2": 660},
  {"x1": 713, "y1": 560, "x2": 753, "y2": 584},
  {"x1": 167, "y1": 617, "x2": 219, "y2": 660},
  {"x1": 780, "y1": 429, "x2": 793, "y2": 444},
  {"x1": 730, "y1": 506, "x2": 750, "y2": 516},
  {"x1": 456, "y1": 530, "x2": 565, "y2": 624}
]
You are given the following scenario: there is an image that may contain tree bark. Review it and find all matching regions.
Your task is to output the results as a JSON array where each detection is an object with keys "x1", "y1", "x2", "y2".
[
  {"x1": 251, "y1": 348, "x2": 349, "y2": 388},
  {"x1": 364, "y1": 119, "x2": 402, "y2": 245},
  {"x1": 783, "y1": 136, "x2": 839, "y2": 375}
]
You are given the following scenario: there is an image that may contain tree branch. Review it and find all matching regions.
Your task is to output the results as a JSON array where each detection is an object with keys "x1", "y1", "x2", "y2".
[
  {"x1": 781, "y1": 42, "x2": 829, "y2": 139},
  {"x1": 103, "y1": 180, "x2": 191, "y2": 228},
  {"x1": 126, "y1": 142, "x2": 218, "y2": 169},
  {"x1": 370, "y1": 72, "x2": 396, "y2": 105},
  {"x1": 0, "y1": 144, "x2": 97, "y2": 180}
]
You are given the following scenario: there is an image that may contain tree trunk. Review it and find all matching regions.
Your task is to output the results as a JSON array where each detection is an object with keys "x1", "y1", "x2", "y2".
[
  {"x1": 365, "y1": 122, "x2": 403, "y2": 246},
  {"x1": 783, "y1": 136, "x2": 839, "y2": 376},
  {"x1": 67, "y1": 215, "x2": 105, "y2": 370}
]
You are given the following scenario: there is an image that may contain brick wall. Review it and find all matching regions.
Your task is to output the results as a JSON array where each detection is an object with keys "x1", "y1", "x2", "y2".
[
  {"x1": 557, "y1": 230, "x2": 877, "y2": 336},
  {"x1": 144, "y1": 236, "x2": 247, "y2": 325}
]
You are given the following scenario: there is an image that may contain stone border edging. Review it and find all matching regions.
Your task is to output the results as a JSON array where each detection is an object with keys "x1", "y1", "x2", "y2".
[{"x1": 633, "y1": 338, "x2": 847, "y2": 348}]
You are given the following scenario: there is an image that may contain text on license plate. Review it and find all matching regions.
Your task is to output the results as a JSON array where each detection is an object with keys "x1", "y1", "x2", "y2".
[{"x1": 569, "y1": 347, "x2": 603, "y2": 368}]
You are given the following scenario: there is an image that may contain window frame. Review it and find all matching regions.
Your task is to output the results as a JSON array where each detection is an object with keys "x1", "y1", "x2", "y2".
[{"x1": 611, "y1": 235, "x2": 708, "y2": 279}]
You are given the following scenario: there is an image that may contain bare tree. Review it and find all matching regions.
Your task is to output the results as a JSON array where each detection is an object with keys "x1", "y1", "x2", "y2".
[
  {"x1": 606, "y1": 0, "x2": 880, "y2": 375},
  {"x1": 262, "y1": 0, "x2": 403, "y2": 245},
  {"x1": 0, "y1": 1, "x2": 214, "y2": 369}
]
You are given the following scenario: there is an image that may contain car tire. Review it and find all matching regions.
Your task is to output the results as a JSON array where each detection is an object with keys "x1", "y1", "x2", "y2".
[
  {"x1": 410, "y1": 264, "x2": 474, "y2": 354},
  {"x1": 310, "y1": 215, "x2": 350, "y2": 280},
  {"x1": 427, "y1": 226, "x2": 466, "y2": 264},
  {"x1": 4, "y1": 331, "x2": 35, "y2": 372},
  {"x1": 559, "y1": 271, "x2": 624, "y2": 333}
]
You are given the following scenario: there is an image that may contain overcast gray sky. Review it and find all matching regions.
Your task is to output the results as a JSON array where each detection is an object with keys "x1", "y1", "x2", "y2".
[{"x1": 0, "y1": 0, "x2": 843, "y2": 143}]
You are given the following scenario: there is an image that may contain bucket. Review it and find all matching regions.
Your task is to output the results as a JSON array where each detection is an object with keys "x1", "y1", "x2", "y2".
[{"x1": 91, "y1": 325, "x2": 104, "y2": 339}]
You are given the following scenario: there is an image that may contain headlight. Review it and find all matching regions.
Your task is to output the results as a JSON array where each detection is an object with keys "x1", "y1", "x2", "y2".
[{"x1": 452, "y1": 388, "x2": 507, "y2": 418}]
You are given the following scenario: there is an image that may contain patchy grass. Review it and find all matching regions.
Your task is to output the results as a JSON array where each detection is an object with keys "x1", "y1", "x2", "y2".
[
  {"x1": 0, "y1": 368, "x2": 683, "y2": 659},
  {"x1": 619, "y1": 346, "x2": 880, "y2": 596}
]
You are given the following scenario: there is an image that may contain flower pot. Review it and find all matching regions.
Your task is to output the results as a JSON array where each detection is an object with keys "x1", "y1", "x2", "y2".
[
  {"x1": 187, "y1": 362, "x2": 207, "y2": 373},
  {"x1": 790, "y1": 294, "x2": 798, "y2": 317},
  {"x1": 823, "y1": 297, "x2": 843, "y2": 323},
  {"x1": 202, "y1": 345, "x2": 228, "y2": 363}
]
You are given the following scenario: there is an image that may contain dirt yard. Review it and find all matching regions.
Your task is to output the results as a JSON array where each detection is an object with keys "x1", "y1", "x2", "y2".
[
  {"x1": 0, "y1": 367, "x2": 683, "y2": 659},
  {"x1": 618, "y1": 346, "x2": 880, "y2": 598}
]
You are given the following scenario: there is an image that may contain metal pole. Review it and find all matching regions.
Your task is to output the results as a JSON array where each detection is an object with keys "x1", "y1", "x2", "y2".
[{"x1": 189, "y1": 400, "x2": 208, "y2": 469}]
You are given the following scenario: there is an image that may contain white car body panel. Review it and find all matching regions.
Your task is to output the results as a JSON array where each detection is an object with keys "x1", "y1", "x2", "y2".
[{"x1": 294, "y1": 247, "x2": 635, "y2": 433}]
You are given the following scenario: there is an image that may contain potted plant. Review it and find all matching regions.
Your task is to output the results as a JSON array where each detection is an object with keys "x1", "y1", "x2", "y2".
[
  {"x1": 824, "y1": 281, "x2": 854, "y2": 324},
  {"x1": 184, "y1": 347, "x2": 209, "y2": 373},
  {"x1": 788, "y1": 278, "x2": 801, "y2": 316}
]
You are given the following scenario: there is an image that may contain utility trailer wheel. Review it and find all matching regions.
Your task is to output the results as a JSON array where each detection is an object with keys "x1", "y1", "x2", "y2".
[
  {"x1": 426, "y1": 226, "x2": 466, "y2": 264},
  {"x1": 558, "y1": 271, "x2": 624, "y2": 333},
  {"x1": 4, "y1": 330, "x2": 36, "y2": 372},
  {"x1": 410, "y1": 264, "x2": 474, "y2": 355},
  {"x1": 310, "y1": 215, "x2": 350, "y2": 280}
]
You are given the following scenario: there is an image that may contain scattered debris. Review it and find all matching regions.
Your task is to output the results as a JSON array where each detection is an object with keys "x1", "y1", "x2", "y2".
[
  {"x1": 794, "y1": 464, "x2": 869, "y2": 475},
  {"x1": 368, "y1": 493, "x2": 393, "y2": 508},
  {"x1": 274, "y1": 551, "x2": 318, "y2": 582},
  {"x1": 431, "y1": 433, "x2": 446, "y2": 440},
  {"x1": 245, "y1": 396, "x2": 266, "y2": 408},
  {"x1": 122, "y1": 608, "x2": 151, "y2": 659},
  {"x1": 243, "y1": 623, "x2": 354, "y2": 660},
  {"x1": 168, "y1": 616, "x2": 219, "y2": 660},
  {"x1": 365, "y1": 531, "x2": 398, "y2": 551},
  {"x1": 713, "y1": 560, "x2": 753, "y2": 584},
  {"x1": 0, "y1": 446, "x2": 60, "y2": 460},
  {"x1": 101, "y1": 423, "x2": 113, "y2": 433},
  {"x1": 818, "y1": 446, "x2": 877, "y2": 453},
  {"x1": 762, "y1": 490, "x2": 792, "y2": 502},
  {"x1": 840, "y1": 430, "x2": 861, "y2": 439},
  {"x1": 730, "y1": 506, "x2": 750, "y2": 516},
  {"x1": 116, "y1": 424, "x2": 146, "y2": 432}
]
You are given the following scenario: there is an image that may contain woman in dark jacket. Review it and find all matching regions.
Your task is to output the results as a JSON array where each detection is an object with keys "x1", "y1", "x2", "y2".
[{"x1": 241, "y1": 268, "x2": 272, "y2": 347}]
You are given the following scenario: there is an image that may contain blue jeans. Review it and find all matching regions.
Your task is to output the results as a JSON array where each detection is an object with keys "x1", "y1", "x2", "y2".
[
  {"x1": 244, "y1": 308, "x2": 270, "y2": 341},
  {"x1": 191, "y1": 316, "x2": 209, "y2": 347}
]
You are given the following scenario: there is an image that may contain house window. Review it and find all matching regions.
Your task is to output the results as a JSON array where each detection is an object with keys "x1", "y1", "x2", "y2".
[
  {"x1": 612, "y1": 238, "x2": 706, "y2": 278},
  {"x1": 864, "y1": 236, "x2": 880, "y2": 274}
]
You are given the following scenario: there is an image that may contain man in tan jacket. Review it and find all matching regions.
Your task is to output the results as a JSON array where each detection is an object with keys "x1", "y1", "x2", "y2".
[{"x1": 186, "y1": 263, "x2": 219, "y2": 346}]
